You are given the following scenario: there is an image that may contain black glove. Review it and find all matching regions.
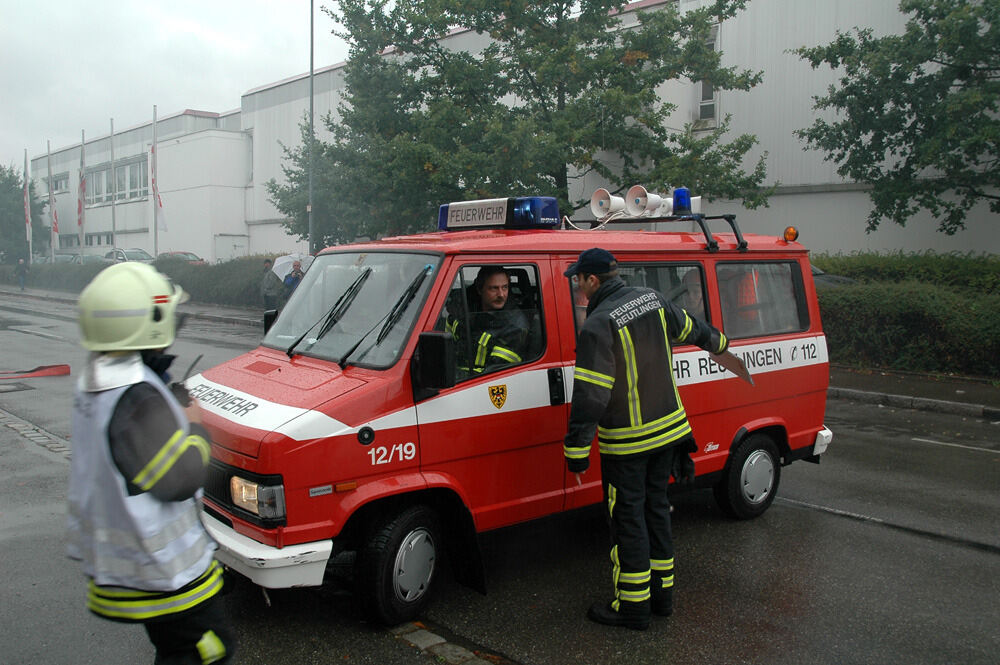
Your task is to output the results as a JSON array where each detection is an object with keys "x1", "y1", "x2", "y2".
[
  {"x1": 170, "y1": 382, "x2": 192, "y2": 407},
  {"x1": 567, "y1": 456, "x2": 590, "y2": 474},
  {"x1": 671, "y1": 439, "x2": 697, "y2": 484}
]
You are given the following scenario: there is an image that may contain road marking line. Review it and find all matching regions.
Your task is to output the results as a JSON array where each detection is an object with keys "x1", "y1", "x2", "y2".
[
  {"x1": 911, "y1": 437, "x2": 996, "y2": 454},
  {"x1": 9, "y1": 326, "x2": 65, "y2": 341}
]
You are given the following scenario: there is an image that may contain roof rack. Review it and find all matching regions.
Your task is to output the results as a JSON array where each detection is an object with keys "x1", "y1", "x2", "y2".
[{"x1": 570, "y1": 213, "x2": 748, "y2": 253}]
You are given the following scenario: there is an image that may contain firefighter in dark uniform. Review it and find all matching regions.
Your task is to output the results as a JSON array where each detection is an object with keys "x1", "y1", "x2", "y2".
[
  {"x1": 67, "y1": 262, "x2": 235, "y2": 663},
  {"x1": 447, "y1": 265, "x2": 529, "y2": 373},
  {"x1": 563, "y1": 248, "x2": 752, "y2": 630}
]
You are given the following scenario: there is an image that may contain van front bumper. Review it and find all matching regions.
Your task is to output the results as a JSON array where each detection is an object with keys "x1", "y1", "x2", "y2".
[
  {"x1": 201, "y1": 511, "x2": 332, "y2": 589},
  {"x1": 813, "y1": 426, "x2": 833, "y2": 456}
]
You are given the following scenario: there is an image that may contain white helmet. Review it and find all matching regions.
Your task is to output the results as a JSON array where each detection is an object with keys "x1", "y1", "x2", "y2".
[{"x1": 78, "y1": 263, "x2": 189, "y2": 351}]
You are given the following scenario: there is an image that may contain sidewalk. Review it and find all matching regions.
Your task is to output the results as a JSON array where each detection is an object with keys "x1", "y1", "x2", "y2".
[{"x1": 3, "y1": 284, "x2": 998, "y2": 418}]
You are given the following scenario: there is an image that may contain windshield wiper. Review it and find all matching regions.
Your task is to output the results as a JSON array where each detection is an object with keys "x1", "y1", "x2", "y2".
[
  {"x1": 285, "y1": 267, "x2": 373, "y2": 358},
  {"x1": 339, "y1": 264, "x2": 434, "y2": 369}
]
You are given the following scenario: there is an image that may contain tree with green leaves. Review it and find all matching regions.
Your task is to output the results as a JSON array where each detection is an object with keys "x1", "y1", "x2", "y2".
[
  {"x1": 0, "y1": 164, "x2": 46, "y2": 264},
  {"x1": 796, "y1": 0, "x2": 1000, "y2": 235},
  {"x1": 268, "y1": 0, "x2": 770, "y2": 246}
]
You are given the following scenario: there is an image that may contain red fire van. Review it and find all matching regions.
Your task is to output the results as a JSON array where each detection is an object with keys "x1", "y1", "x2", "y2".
[{"x1": 191, "y1": 191, "x2": 832, "y2": 624}]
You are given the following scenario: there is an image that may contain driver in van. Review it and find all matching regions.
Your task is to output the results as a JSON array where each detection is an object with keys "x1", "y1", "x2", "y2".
[{"x1": 447, "y1": 266, "x2": 529, "y2": 372}]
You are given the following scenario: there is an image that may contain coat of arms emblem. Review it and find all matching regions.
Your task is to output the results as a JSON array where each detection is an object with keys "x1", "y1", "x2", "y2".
[{"x1": 489, "y1": 384, "x2": 507, "y2": 410}]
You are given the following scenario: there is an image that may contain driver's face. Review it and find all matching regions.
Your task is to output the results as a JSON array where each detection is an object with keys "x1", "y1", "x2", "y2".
[{"x1": 480, "y1": 273, "x2": 509, "y2": 311}]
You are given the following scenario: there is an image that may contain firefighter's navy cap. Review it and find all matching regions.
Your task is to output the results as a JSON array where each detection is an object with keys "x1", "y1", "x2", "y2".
[{"x1": 564, "y1": 248, "x2": 617, "y2": 277}]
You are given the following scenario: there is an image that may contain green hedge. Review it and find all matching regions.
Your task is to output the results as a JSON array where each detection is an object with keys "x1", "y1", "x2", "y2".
[
  {"x1": 817, "y1": 282, "x2": 1000, "y2": 378},
  {"x1": 812, "y1": 250, "x2": 1000, "y2": 295}
]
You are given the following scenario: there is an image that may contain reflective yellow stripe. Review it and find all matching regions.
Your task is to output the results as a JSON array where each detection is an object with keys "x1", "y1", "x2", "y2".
[
  {"x1": 563, "y1": 445, "x2": 590, "y2": 460},
  {"x1": 651, "y1": 557, "x2": 674, "y2": 572},
  {"x1": 717, "y1": 332, "x2": 728, "y2": 354},
  {"x1": 599, "y1": 407, "x2": 688, "y2": 440},
  {"x1": 574, "y1": 366, "x2": 614, "y2": 389},
  {"x1": 598, "y1": 421, "x2": 692, "y2": 455},
  {"x1": 475, "y1": 333, "x2": 491, "y2": 367},
  {"x1": 677, "y1": 310, "x2": 693, "y2": 342},
  {"x1": 618, "y1": 588, "x2": 651, "y2": 603},
  {"x1": 197, "y1": 630, "x2": 227, "y2": 664},
  {"x1": 87, "y1": 560, "x2": 223, "y2": 622},
  {"x1": 619, "y1": 570, "x2": 651, "y2": 585},
  {"x1": 607, "y1": 485, "x2": 617, "y2": 520},
  {"x1": 133, "y1": 430, "x2": 210, "y2": 491},
  {"x1": 618, "y1": 327, "x2": 642, "y2": 426},
  {"x1": 490, "y1": 345, "x2": 521, "y2": 363}
]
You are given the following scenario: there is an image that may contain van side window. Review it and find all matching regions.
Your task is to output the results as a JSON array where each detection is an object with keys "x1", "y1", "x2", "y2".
[
  {"x1": 434, "y1": 264, "x2": 544, "y2": 381},
  {"x1": 569, "y1": 263, "x2": 709, "y2": 339},
  {"x1": 717, "y1": 262, "x2": 808, "y2": 338}
]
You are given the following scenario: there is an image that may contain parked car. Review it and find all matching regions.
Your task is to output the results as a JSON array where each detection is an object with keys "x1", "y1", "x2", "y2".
[
  {"x1": 157, "y1": 251, "x2": 206, "y2": 264},
  {"x1": 105, "y1": 248, "x2": 155, "y2": 263},
  {"x1": 811, "y1": 264, "x2": 856, "y2": 288},
  {"x1": 72, "y1": 254, "x2": 113, "y2": 265}
]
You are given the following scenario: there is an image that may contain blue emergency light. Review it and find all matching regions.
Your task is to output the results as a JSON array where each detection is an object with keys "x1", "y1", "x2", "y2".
[
  {"x1": 438, "y1": 196, "x2": 560, "y2": 231},
  {"x1": 672, "y1": 187, "x2": 692, "y2": 215}
]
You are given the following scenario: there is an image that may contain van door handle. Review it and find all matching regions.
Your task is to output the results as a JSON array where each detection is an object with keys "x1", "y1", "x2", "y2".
[{"x1": 548, "y1": 368, "x2": 565, "y2": 406}]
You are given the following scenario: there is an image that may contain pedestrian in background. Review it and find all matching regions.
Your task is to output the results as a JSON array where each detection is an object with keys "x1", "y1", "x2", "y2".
[
  {"x1": 260, "y1": 258, "x2": 283, "y2": 310},
  {"x1": 15, "y1": 257, "x2": 28, "y2": 291},
  {"x1": 563, "y1": 248, "x2": 753, "y2": 630},
  {"x1": 67, "y1": 262, "x2": 235, "y2": 664},
  {"x1": 283, "y1": 259, "x2": 304, "y2": 298}
]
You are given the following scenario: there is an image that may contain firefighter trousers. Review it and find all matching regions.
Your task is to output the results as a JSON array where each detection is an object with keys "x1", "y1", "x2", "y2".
[
  {"x1": 144, "y1": 594, "x2": 235, "y2": 664},
  {"x1": 599, "y1": 444, "x2": 677, "y2": 615}
]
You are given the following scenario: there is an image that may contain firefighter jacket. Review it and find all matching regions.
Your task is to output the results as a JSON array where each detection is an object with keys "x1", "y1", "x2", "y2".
[
  {"x1": 67, "y1": 353, "x2": 222, "y2": 623},
  {"x1": 447, "y1": 305, "x2": 529, "y2": 372},
  {"x1": 564, "y1": 277, "x2": 728, "y2": 472}
]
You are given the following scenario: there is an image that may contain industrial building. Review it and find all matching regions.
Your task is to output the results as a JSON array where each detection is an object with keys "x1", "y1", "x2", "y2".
[{"x1": 29, "y1": 0, "x2": 998, "y2": 263}]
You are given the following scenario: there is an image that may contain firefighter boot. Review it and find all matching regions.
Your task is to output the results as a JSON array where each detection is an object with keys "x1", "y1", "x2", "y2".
[
  {"x1": 587, "y1": 601, "x2": 650, "y2": 631},
  {"x1": 651, "y1": 587, "x2": 673, "y2": 617}
]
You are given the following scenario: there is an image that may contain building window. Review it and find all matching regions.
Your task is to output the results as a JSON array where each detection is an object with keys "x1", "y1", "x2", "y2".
[
  {"x1": 695, "y1": 26, "x2": 719, "y2": 129},
  {"x1": 85, "y1": 156, "x2": 147, "y2": 204}
]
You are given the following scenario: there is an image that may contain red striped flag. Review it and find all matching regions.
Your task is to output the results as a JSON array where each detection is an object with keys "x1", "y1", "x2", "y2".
[{"x1": 23, "y1": 150, "x2": 31, "y2": 243}]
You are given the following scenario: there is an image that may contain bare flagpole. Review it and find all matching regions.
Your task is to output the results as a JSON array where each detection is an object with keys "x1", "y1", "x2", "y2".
[
  {"x1": 152, "y1": 105, "x2": 158, "y2": 257},
  {"x1": 110, "y1": 118, "x2": 117, "y2": 249},
  {"x1": 308, "y1": 0, "x2": 315, "y2": 254},
  {"x1": 78, "y1": 130, "x2": 86, "y2": 253}
]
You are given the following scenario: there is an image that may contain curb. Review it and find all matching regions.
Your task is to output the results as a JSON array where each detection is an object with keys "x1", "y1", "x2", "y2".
[{"x1": 828, "y1": 387, "x2": 999, "y2": 419}]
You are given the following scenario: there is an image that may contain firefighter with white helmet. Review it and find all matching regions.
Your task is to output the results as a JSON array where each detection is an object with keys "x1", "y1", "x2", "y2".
[{"x1": 67, "y1": 262, "x2": 235, "y2": 664}]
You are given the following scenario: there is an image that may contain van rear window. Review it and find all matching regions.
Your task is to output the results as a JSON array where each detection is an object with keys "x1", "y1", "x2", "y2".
[{"x1": 717, "y1": 262, "x2": 808, "y2": 338}]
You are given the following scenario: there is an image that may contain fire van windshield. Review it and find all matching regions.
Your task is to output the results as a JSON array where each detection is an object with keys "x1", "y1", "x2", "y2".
[{"x1": 263, "y1": 252, "x2": 441, "y2": 368}]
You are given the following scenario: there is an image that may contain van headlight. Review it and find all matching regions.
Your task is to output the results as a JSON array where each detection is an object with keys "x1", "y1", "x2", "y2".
[{"x1": 230, "y1": 476, "x2": 286, "y2": 519}]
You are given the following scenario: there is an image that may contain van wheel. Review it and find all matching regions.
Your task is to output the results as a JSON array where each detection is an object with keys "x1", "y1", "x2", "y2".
[
  {"x1": 357, "y1": 505, "x2": 440, "y2": 625},
  {"x1": 713, "y1": 434, "x2": 781, "y2": 519}
]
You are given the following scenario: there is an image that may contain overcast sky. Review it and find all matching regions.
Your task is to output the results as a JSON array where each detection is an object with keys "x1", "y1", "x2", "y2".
[{"x1": 1, "y1": 1, "x2": 349, "y2": 171}]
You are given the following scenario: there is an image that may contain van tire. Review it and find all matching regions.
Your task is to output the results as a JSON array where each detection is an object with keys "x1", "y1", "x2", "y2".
[
  {"x1": 357, "y1": 505, "x2": 440, "y2": 625},
  {"x1": 713, "y1": 433, "x2": 781, "y2": 519}
]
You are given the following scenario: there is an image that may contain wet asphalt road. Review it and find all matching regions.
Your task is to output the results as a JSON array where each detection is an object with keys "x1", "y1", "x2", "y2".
[{"x1": 1, "y1": 293, "x2": 997, "y2": 664}]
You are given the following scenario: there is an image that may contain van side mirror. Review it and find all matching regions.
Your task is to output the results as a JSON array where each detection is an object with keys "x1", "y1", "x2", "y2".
[
  {"x1": 263, "y1": 309, "x2": 278, "y2": 334},
  {"x1": 412, "y1": 332, "x2": 456, "y2": 401}
]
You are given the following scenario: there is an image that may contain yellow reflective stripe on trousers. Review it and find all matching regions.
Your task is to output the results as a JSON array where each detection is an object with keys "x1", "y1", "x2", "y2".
[
  {"x1": 87, "y1": 560, "x2": 223, "y2": 621},
  {"x1": 197, "y1": 630, "x2": 228, "y2": 664},
  {"x1": 574, "y1": 366, "x2": 614, "y2": 390},
  {"x1": 652, "y1": 557, "x2": 675, "y2": 588},
  {"x1": 617, "y1": 326, "x2": 642, "y2": 426}
]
